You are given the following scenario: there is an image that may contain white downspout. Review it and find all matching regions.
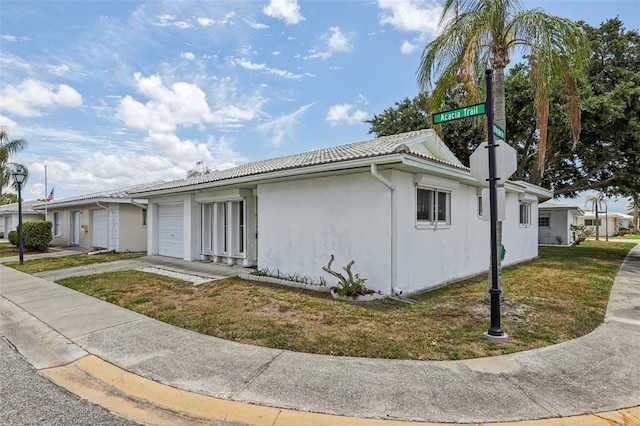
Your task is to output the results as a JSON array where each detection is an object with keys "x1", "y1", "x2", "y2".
[
  {"x1": 96, "y1": 202, "x2": 110, "y2": 251},
  {"x1": 370, "y1": 164, "x2": 402, "y2": 298}
]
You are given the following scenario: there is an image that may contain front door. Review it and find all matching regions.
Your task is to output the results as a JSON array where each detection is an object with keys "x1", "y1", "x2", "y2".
[{"x1": 70, "y1": 211, "x2": 81, "y2": 246}]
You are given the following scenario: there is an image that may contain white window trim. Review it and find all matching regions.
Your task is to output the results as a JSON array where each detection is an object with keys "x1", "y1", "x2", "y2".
[
  {"x1": 539, "y1": 216, "x2": 550, "y2": 228},
  {"x1": 415, "y1": 185, "x2": 451, "y2": 230},
  {"x1": 53, "y1": 212, "x2": 61, "y2": 237},
  {"x1": 519, "y1": 202, "x2": 532, "y2": 227}
]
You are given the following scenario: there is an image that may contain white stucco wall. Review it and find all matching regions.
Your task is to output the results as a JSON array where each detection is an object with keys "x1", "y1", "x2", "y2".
[
  {"x1": 538, "y1": 210, "x2": 579, "y2": 246},
  {"x1": 501, "y1": 192, "x2": 539, "y2": 264},
  {"x1": 257, "y1": 172, "x2": 392, "y2": 293},
  {"x1": 394, "y1": 171, "x2": 489, "y2": 294},
  {"x1": 256, "y1": 169, "x2": 542, "y2": 296}
]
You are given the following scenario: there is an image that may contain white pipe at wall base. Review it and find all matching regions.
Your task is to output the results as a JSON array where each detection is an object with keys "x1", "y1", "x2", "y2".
[{"x1": 370, "y1": 164, "x2": 403, "y2": 297}]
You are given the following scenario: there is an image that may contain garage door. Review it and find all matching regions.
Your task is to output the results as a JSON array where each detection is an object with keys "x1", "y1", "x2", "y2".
[
  {"x1": 158, "y1": 204, "x2": 184, "y2": 258},
  {"x1": 93, "y1": 209, "x2": 108, "y2": 249}
]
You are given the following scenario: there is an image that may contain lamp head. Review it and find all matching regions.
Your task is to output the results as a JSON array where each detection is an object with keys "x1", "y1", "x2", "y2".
[{"x1": 12, "y1": 167, "x2": 27, "y2": 184}]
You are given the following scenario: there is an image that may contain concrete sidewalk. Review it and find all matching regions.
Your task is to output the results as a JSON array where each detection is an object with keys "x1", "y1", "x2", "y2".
[{"x1": 1, "y1": 244, "x2": 639, "y2": 425}]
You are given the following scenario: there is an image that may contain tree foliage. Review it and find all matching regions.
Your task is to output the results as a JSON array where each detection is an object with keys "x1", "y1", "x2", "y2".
[
  {"x1": 368, "y1": 18, "x2": 638, "y2": 207},
  {"x1": 0, "y1": 127, "x2": 28, "y2": 197},
  {"x1": 417, "y1": 0, "x2": 589, "y2": 174}
]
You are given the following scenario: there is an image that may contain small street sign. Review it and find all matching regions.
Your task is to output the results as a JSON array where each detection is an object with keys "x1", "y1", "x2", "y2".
[
  {"x1": 493, "y1": 123, "x2": 505, "y2": 140},
  {"x1": 432, "y1": 103, "x2": 486, "y2": 124}
]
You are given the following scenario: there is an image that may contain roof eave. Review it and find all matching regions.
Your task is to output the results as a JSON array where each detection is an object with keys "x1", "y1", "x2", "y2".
[{"x1": 133, "y1": 154, "x2": 408, "y2": 197}]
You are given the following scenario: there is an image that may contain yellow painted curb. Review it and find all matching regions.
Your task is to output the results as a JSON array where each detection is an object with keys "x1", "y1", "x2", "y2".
[{"x1": 39, "y1": 355, "x2": 640, "y2": 426}]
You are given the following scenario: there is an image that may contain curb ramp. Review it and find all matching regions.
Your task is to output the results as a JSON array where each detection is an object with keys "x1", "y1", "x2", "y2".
[{"x1": 38, "y1": 355, "x2": 640, "y2": 426}]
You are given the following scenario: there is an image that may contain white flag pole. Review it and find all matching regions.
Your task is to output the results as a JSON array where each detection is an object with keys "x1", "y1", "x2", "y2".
[{"x1": 45, "y1": 164, "x2": 48, "y2": 221}]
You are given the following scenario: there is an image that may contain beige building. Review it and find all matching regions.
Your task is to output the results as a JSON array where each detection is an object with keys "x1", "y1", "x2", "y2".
[{"x1": 33, "y1": 182, "x2": 160, "y2": 252}]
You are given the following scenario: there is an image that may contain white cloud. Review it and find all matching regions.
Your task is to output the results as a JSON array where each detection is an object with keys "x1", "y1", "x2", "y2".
[
  {"x1": 181, "y1": 52, "x2": 196, "y2": 60},
  {"x1": 0, "y1": 79, "x2": 83, "y2": 117},
  {"x1": 247, "y1": 20, "x2": 269, "y2": 30},
  {"x1": 377, "y1": 0, "x2": 442, "y2": 36},
  {"x1": 2, "y1": 35, "x2": 17, "y2": 42},
  {"x1": 325, "y1": 26, "x2": 352, "y2": 53},
  {"x1": 26, "y1": 133, "x2": 246, "y2": 199},
  {"x1": 196, "y1": 13, "x2": 236, "y2": 27},
  {"x1": 154, "y1": 14, "x2": 192, "y2": 28},
  {"x1": 305, "y1": 27, "x2": 353, "y2": 60},
  {"x1": 197, "y1": 17, "x2": 214, "y2": 26},
  {"x1": 257, "y1": 104, "x2": 313, "y2": 148},
  {"x1": 326, "y1": 103, "x2": 368, "y2": 126},
  {"x1": 46, "y1": 64, "x2": 71, "y2": 75},
  {"x1": 230, "y1": 58, "x2": 304, "y2": 79},
  {"x1": 117, "y1": 73, "x2": 265, "y2": 159},
  {"x1": 263, "y1": 0, "x2": 305, "y2": 25},
  {"x1": 400, "y1": 40, "x2": 418, "y2": 55}
]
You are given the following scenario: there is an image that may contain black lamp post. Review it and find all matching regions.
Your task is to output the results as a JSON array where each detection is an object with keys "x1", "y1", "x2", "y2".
[{"x1": 12, "y1": 168, "x2": 27, "y2": 264}]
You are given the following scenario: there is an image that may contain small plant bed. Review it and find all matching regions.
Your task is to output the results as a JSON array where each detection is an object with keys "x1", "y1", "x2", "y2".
[
  {"x1": 4, "y1": 252, "x2": 146, "y2": 274},
  {"x1": 53, "y1": 241, "x2": 634, "y2": 360}
]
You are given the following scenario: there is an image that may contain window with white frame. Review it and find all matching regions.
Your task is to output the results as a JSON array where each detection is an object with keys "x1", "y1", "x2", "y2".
[
  {"x1": 416, "y1": 187, "x2": 450, "y2": 227},
  {"x1": 519, "y1": 202, "x2": 531, "y2": 226},
  {"x1": 539, "y1": 216, "x2": 550, "y2": 227},
  {"x1": 201, "y1": 200, "x2": 245, "y2": 257},
  {"x1": 585, "y1": 219, "x2": 601, "y2": 226},
  {"x1": 53, "y1": 212, "x2": 61, "y2": 236},
  {"x1": 477, "y1": 195, "x2": 483, "y2": 218}
]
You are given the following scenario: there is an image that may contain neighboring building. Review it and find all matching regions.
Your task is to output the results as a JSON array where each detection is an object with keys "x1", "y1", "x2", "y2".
[
  {"x1": 0, "y1": 200, "x2": 46, "y2": 236},
  {"x1": 132, "y1": 129, "x2": 552, "y2": 296},
  {"x1": 33, "y1": 182, "x2": 160, "y2": 252},
  {"x1": 578, "y1": 210, "x2": 635, "y2": 237},
  {"x1": 537, "y1": 202, "x2": 584, "y2": 246}
]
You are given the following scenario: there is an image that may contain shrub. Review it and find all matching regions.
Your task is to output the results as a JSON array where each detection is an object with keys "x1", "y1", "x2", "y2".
[
  {"x1": 23, "y1": 220, "x2": 53, "y2": 251},
  {"x1": 8, "y1": 230, "x2": 18, "y2": 245},
  {"x1": 0, "y1": 231, "x2": 3, "y2": 238}
]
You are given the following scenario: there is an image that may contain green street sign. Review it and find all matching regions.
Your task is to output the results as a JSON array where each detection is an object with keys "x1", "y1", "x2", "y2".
[
  {"x1": 493, "y1": 123, "x2": 505, "y2": 140},
  {"x1": 433, "y1": 103, "x2": 486, "y2": 124}
]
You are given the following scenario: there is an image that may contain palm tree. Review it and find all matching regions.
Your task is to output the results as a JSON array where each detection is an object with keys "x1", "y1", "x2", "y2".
[
  {"x1": 418, "y1": 0, "x2": 590, "y2": 174},
  {"x1": 0, "y1": 127, "x2": 28, "y2": 200},
  {"x1": 585, "y1": 193, "x2": 606, "y2": 240},
  {"x1": 186, "y1": 160, "x2": 211, "y2": 178},
  {"x1": 417, "y1": 0, "x2": 590, "y2": 301}
]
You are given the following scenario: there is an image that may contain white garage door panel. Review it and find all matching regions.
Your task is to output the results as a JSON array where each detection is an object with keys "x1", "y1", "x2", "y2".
[
  {"x1": 158, "y1": 204, "x2": 184, "y2": 258},
  {"x1": 93, "y1": 210, "x2": 108, "y2": 248}
]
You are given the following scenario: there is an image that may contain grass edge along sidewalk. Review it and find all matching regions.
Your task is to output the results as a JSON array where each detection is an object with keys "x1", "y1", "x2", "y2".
[{"x1": 9, "y1": 241, "x2": 634, "y2": 361}]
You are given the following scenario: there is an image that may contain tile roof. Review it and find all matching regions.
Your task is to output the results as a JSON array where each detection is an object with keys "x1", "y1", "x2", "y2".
[
  {"x1": 539, "y1": 201, "x2": 583, "y2": 210},
  {"x1": 0, "y1": 200, "x2": 44, "y2": 214},
  {"x1": 134, "y1": 129, "x2": 466, "y2": 194},
  {"x1": 33, "y1": 181, "x2": 164, "y2": 208}
]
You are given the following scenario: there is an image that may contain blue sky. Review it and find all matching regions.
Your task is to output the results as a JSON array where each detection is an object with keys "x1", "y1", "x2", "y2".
[{"x1": 1, "y1": 0, "x2": 638, "y2": 213}]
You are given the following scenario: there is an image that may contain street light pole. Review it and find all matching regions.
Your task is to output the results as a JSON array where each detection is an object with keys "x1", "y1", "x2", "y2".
[
  {"x1": 484, "y1": 69, "x2": 507, "y2": 341},
  {"x1": 12, "y1": 168, "x2": 27, "y2": 265}
]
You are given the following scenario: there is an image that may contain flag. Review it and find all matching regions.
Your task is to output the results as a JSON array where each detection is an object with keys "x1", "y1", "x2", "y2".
[{"x1": 46, "y1": 188, "x2": 54, "y2": 202}]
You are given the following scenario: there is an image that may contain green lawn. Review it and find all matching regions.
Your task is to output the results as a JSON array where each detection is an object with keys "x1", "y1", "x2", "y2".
[
  {"x1": 3, "y1": 250, "x2": 146, "y2": 273},
  {"x1": 54, "y1": 240, "x2": 634, "y2": 361}
]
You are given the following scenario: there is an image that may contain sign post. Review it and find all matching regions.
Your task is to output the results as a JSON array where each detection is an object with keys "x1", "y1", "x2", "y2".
[
  {"x1": 483, "y1": 69, "x2": 507, "y2": 341},
  {"x1": 432, "y1": 77, "x2": 511, "y2": 341}
]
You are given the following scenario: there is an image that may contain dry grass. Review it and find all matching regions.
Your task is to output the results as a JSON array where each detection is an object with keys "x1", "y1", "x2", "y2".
[
  {"x1": 56, "y1": 241, "x2": 634, "y2": 360},
  {"x1": 4, "y1": 251, "x2": 146, "y2": 273}
]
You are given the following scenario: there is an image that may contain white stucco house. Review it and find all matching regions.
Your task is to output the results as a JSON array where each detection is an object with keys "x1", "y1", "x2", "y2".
[
  {"x1": 538, "y1": 202, "x2": 584, "y2": 246},
  {"x1": 132, "y1": 129, "x2": 552, "y2": 296},
  {"x1": 33, "y1": 182, "x2": 160, "y2": 252},
  {"x1": 578, "y1": 210, "x2": 635, "y2": 237},
  {"x1": 0, "y1": 200, "x2": 46, "y2": 237}
]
